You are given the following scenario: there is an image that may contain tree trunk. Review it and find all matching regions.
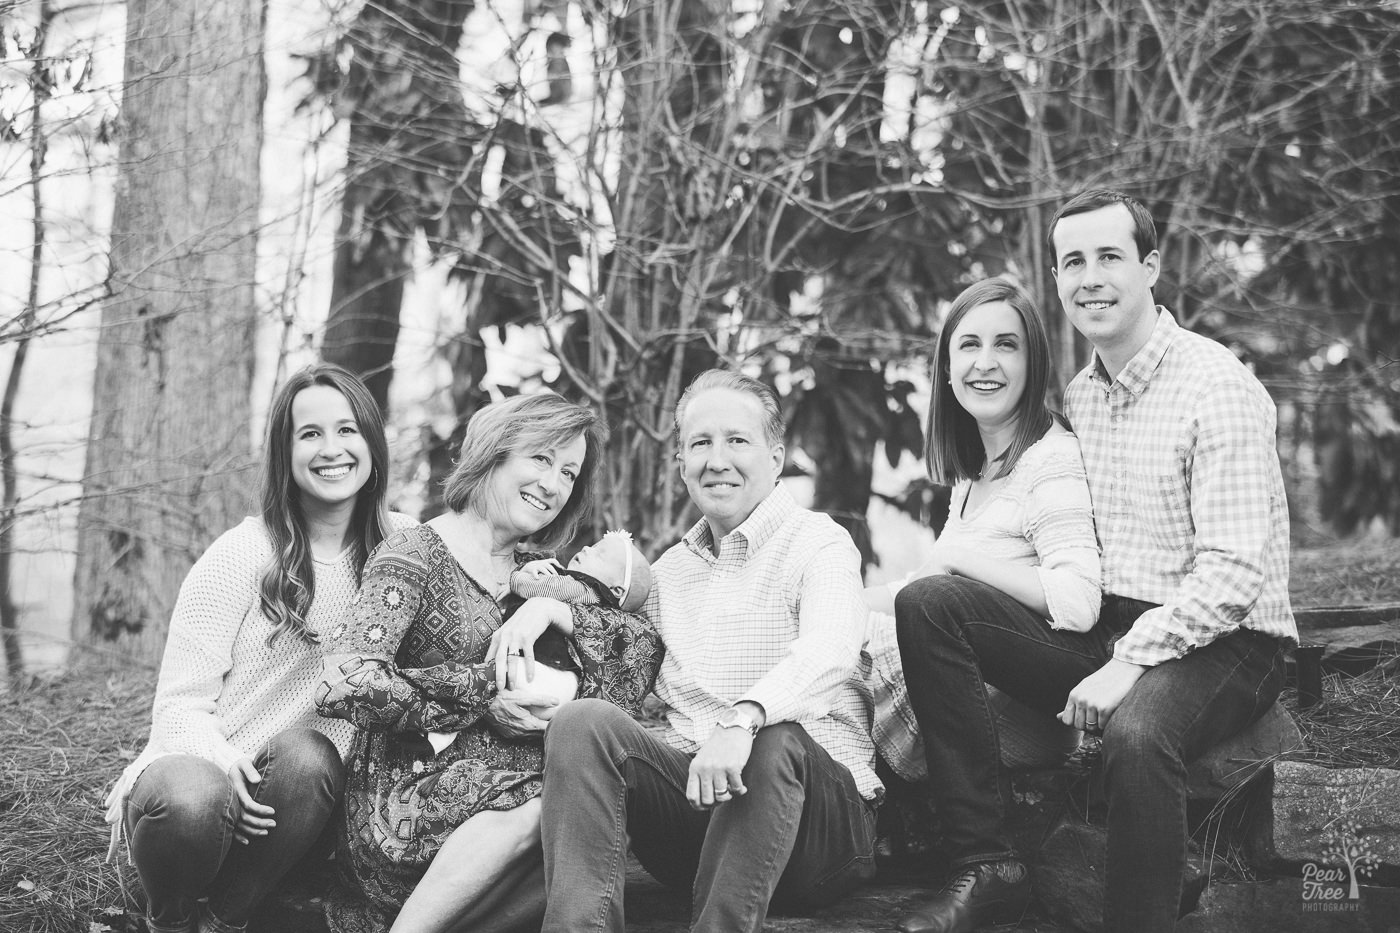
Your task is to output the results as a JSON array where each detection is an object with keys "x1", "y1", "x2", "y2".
[
  {"x1": 323, "y1": 224, "x2": 407, "y2": 412},
  {"x1": 72, "y1": 0, "x2": 264, "y2": 660},
  {"x1": 0, "y1": 0, "x2": 57, "y2": 681},
  {"x1": 321, "y1": 0, "x2": 478, "y2": 413}
]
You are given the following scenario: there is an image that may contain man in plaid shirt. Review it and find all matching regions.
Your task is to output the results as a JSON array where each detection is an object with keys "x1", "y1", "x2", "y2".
[
  {"x1": 538, "y1": 369, "x2": 880, "y2": 933},
  {"x1": 894, "y1": 189, "x2": 1296, "y2": 933}
]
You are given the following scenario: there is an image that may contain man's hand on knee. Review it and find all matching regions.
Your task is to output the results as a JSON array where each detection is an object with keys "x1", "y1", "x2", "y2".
[
  {"x1": 687, "y1": 729, "x2": 753, "y2": 810},
  {"x1": 1058, "y1": 658, "x2": 1147, "y2": 733}
]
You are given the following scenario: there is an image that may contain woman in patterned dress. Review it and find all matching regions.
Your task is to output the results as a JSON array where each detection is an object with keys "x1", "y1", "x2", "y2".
[
  {"x1": 105, "y1": 364, "x2": 407, "y2": 933},
  {"x1": 316, "y1": 393, "x2": 663, "y2": 933}
]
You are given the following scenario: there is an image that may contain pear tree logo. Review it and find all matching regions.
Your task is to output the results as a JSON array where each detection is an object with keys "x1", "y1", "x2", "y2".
[{"x1": 1301, "y1": 792, "x2": 1378, "y2": 913}]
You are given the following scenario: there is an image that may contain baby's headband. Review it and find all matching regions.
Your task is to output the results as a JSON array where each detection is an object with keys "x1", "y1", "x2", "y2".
[{"x1": 603, "y1": 529, "x2": 635, "y2": 599}]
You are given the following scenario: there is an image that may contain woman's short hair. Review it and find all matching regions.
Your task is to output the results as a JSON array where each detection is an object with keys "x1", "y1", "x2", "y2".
[
  {"x1": 673, "y1": 369, "x2": 785, "y2": 448},
  {"x1": 442, "y1": 393, "x2": 609, "y2": 551},
  {"x1": 926, "y1": 278, "x2": 1056, "y2": 485},
  {"x1": 260, "y1": 362, "x2": 392, "y2": 643}
]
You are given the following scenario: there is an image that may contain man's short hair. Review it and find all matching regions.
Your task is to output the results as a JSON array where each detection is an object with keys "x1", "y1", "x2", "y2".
[
  {"x1": 1047, "y1": 188, "x2": 1158, "y2": 263},
  {"x1": 673, "y1": 369, "x2": 785, "y2": 448}
]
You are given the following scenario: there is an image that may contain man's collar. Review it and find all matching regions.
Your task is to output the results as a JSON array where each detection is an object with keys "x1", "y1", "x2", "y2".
[
  {"x1": 1089, "y1": 306, "x2": 1177, "y2": 396},
  {"x1": 682, "y1": 482, "x2": 796, "y2": 557}
]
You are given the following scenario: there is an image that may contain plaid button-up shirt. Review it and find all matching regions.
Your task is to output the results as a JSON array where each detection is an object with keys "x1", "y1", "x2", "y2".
[
  {"x1": 647, "y1": 482, "x2": 881, "y2": 800},
  {"x1": 1064, "y1": 309, "x2": 1297, "y2": 667}
]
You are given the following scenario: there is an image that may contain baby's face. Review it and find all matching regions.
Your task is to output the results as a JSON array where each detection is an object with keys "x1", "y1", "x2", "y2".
[{"x1": 568, "y1": 536, "x2": 629, "y2": 590}]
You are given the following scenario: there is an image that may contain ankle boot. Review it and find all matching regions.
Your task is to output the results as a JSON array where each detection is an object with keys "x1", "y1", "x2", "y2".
[{"x1": 895, "y1": 859, "x2": 1030, "y2": 933}]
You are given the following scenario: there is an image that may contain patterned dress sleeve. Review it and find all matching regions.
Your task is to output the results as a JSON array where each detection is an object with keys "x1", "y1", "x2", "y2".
[
  {"x1": 569, "y1": 605, "x2": 663, "y2": 715},
  {"x1": 316, "y1": 532, "x2": 496, "y2": 733}
]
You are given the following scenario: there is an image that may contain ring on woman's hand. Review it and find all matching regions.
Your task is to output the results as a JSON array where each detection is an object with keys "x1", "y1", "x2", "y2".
[{"x1": 509, "y1": 649, "x2": 526, "y2": 656}]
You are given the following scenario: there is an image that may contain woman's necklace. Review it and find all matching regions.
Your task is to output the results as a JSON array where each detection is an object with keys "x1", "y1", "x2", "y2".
[{"x1": 489, "y1": 551, "x2": 516, "y2": 594}]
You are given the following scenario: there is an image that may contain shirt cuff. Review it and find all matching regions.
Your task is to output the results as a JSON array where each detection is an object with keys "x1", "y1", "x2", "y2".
[
  {"x1": 1038, "y1": 567, "x2": 1099, "y2": 633},
  {"x1": 739, "y1": 685, "x2": 789, "y2": 726},
  {"x1": 1110, "y1": 606, "x2": 1191, "y2": 667}
]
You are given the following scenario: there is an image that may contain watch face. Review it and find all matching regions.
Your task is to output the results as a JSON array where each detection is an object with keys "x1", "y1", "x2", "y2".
[{"x1": 719, "y1": 707, "x2": 756, "y2": 733}]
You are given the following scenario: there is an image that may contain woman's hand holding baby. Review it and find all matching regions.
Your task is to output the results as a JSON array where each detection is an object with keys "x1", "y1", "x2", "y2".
[{"x1": 487, "y1": 596, "x2": 572, "y2": 691}]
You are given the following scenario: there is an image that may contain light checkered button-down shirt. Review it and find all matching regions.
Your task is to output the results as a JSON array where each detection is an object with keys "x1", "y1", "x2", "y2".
[
  {"x1": 1064, "y1": 308, "x2": 1297, "y2": 668},
  {"x1": 647, "y1": 482, "x2": 882, "y2": 800}
]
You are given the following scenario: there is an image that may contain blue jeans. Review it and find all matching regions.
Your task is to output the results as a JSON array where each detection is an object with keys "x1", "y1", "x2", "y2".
[
  {"x1": 894, "y1": 576, "x2": 1285, "y2": 933},
  {"x1": 539, "y1": 699, "x2": 877, "y2": 933},
  {"x1": 123, "y1": 727, "x2": 345, "y2": 932}
]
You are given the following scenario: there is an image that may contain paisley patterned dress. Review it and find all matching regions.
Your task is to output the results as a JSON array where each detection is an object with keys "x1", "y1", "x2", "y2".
[{"x1": 315, "y1": 525, "x2": 663, "y2": 933}]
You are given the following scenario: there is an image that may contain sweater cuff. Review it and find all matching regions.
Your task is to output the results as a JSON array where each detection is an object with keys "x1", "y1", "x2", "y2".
[{"x1": 211, "y1": 743, "x2": 245, "y2": 775}]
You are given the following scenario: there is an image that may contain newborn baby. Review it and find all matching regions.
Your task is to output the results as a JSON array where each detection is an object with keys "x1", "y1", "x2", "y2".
[{"x1": 503, "y1": 529, "x2": 653, "y2": 719}]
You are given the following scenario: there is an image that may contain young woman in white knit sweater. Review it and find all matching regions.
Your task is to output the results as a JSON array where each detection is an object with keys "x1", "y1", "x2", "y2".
[{"x1": 104, "y1": 364, "x2": 414, "y2": 933}]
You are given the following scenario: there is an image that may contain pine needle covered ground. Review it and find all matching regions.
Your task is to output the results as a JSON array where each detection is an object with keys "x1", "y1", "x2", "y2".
[
  {"x1": 1, "y1": 655, "x2": 155, "y2": 933},
  {"x1": 2, "y1": 539, "x2": 1398, "y2": 932}
]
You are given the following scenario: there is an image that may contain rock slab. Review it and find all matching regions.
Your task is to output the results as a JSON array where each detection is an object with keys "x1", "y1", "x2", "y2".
[
  {"x1": 1186, "y1": 701, "x2": 1302, "y2": 801},
  {"x1": 1031, "y1": 817, "x2": 1217, "y2": 933},
  {"x1": 1178, "y1": 878, "x2": 1400, "y2": 933},
  {"x1": 1272, "y1": 761, "x2": 1400, "y2": 871}
]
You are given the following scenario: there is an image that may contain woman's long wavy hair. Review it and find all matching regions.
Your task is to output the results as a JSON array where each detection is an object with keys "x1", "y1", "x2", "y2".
[
  {"x1": 259, "y1": 363, "x2": 392, "y2": 644},
  {"x1": 926, "y1": 278, "x2": 1058, "y2": 485}
]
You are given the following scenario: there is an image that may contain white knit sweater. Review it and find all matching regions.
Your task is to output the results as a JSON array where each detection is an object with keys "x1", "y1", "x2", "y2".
[{"x1": 103, "y1": 513, "x2": 416, "y2": 845}]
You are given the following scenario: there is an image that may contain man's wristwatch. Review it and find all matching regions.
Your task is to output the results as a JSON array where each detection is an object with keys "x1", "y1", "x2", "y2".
[{"x1": 717, "y1": 705, "x2": 760, "y2": 736}]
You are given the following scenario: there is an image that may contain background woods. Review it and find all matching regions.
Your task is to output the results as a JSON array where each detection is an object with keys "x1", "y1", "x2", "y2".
[{"x1": 1, "y1": 0, "x2": 1397, "y2": 671}]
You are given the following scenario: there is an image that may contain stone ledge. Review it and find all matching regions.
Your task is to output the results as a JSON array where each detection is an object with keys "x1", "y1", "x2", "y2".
[
  {"x1": 1031, "y1": 818, "x2": 1222, "y2": 933},
  {"x1": 254, "y1": 860, "x2": 1072, "y2": 933},
  {"x1": 1177, "y1": 878, "x2": 1400, "y2": 933},
  {"x1": 1271, "y1": 761, "x2": 1400, "y2": 871},
  {"x1": 1188, "y1": 702, "x2": 1302, "y2": 801}
]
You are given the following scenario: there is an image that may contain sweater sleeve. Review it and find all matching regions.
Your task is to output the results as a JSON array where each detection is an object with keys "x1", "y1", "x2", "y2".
[
  {"x1": 316, "y1": 533, "x2": 496, "y2": 733},
  {"x1": 1022, "y1": 438, "x2": 1103, "y2": 632},
  {"x1": 145, "y1": 520, "x2": 265, "y2": 774}
]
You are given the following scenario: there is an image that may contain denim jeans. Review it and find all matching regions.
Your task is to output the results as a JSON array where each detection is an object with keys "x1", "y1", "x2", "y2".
[
  {"x1": 539, "y1": 698, "x2": 877, "y2": 933},
  {"x1": 123, "y1": 727, "x2": 345, "y2": 933},
  {"x1": 894, "y1": 576, "x2": 1285, "y2": 933}
]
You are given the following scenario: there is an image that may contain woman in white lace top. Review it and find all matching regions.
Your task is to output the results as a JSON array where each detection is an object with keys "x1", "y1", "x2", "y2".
[
  {"x1": 104, "y1": 364, "x2": 412, "y2": 933},
  {"x1": 865, "y1": 278, "x2": 1101, "y2": 782}
]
